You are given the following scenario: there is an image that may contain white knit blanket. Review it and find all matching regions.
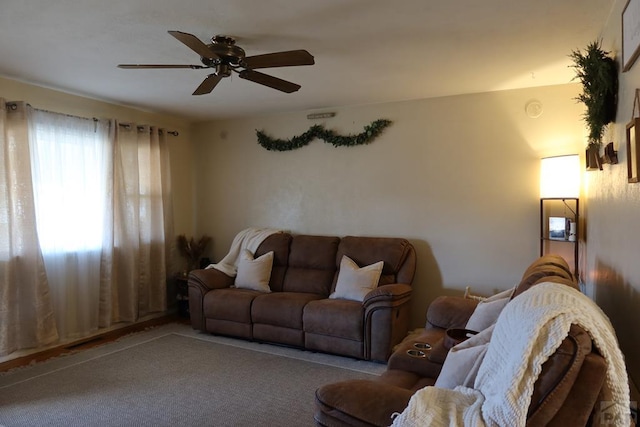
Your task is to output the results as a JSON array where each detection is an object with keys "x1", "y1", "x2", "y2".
[
  {"x1": 205, "y1": 227, "x2": 282, "y2": 276},
  {"x1": 391, "y1": 386, "x2": 486, "y2": 427},
  {"x1": 392, "y1": 282, "x2": 630, "y2": 427}
]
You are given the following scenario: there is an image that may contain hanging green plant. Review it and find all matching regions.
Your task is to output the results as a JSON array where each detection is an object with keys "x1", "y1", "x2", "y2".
[
  {"x1": 569, "y1": 40, "x2": 618, "y2": 148},
  {"x1": 256, "y1": 119, "x2": 392, "y2": 151}
]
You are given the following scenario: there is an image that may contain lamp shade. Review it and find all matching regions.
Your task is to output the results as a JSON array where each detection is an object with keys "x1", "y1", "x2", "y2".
[{"x1": 540, "y1": 155, "x2": 580, "y2": 198}]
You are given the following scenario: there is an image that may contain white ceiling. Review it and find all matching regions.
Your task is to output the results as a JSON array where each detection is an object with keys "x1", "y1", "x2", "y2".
[{"x1": 0, "y1": 0, "x2": 614, "y2": 122}]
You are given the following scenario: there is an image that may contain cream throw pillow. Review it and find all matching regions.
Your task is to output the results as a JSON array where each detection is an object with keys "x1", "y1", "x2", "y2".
[
  {"x1": 465, "y1": 287, "x2": 514, "y2": 332},
  {"x1": 434, "y1": 324, "x2": 495, "y2": 389},
  {"x1": 329, "y1": 255, "x2": 384, "y2": 302},
  {"x1": 234, "y1": 250, "x2": 273, "y2": 292}
]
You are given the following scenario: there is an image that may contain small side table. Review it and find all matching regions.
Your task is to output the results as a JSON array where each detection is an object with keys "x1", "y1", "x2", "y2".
[{"x1": 175, "y1": 274, "x2": 190, "y2": 318}]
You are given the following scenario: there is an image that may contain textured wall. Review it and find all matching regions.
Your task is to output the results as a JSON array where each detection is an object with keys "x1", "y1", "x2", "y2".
[
  {"x1": 192, "y1": 84, "x2": 585, "y2": 328},
  {"x1": 584, "y1": 0, "x2": 640, "y2": 391}
]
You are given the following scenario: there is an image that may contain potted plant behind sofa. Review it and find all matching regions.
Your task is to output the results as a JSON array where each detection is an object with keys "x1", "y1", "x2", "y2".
[
  {"x1": 570, "y1": 40, "x2": 618, "y2": 170},
  {"x1": 176, "y1": 234, "x2": 211, "y2": 273}
]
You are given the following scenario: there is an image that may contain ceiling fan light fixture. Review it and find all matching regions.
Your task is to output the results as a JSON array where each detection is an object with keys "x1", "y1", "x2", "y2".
[{"x1": 216, "y1": 63, "x2": 232, "y2": 78}]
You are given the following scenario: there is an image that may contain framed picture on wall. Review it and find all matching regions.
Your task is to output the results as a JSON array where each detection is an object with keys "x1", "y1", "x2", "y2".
[
  {"x1": 627, "y1": 118, "x2": 640, "y2": 183},
  {"x1": 622, "y1": 0, "x2": 640, "y2": 72}
]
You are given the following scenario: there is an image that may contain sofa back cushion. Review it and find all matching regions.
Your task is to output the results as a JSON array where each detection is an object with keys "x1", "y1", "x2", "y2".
[
  {"x1": 255, "y1": 232, "x2": 292, "y2": 293},
  {"x1": 335, "y1": 236, "x2": 416, "y2": 290},
  {"x1": 282, "y1": 235, "x2": 340, "y2": 295},
  {"x1": 512, "y1": 254, "x2": 578, "y2": 299}
]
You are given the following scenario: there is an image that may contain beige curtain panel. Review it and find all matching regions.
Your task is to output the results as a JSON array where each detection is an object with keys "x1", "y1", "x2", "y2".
[{"x1": 0, "y1": 99, "x2": 174, "y2": 356}]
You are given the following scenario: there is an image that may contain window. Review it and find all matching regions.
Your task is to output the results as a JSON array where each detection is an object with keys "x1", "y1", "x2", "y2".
[{"x1": 30, "y1": 112, "x2": 110, "y2": 254}]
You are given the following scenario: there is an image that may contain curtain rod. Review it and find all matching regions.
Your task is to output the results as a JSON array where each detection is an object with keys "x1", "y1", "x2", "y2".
[
  {"x1": 118, "y1": 123, "x2": 179, "y2": 136},
  {"x1": 4, "y1": 102, "x2": 179, "y2": 136}
]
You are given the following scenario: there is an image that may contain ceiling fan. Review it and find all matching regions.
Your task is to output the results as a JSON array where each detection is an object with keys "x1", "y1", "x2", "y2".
[{"x1": 118, "y1": 30, "x2": 315, "y2": 95}]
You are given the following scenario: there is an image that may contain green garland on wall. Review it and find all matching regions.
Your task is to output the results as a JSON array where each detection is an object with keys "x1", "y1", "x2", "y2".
[{"x1": 256, "y1": 119, "x2": 392, "y2": 151}]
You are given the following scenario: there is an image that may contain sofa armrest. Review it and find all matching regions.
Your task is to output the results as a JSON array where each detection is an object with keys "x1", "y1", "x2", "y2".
[
  {"x1": 362, "y1": 284, "x2": 413, "y2": 362},
  {"x1": 187, "y1": 268, "x2": 234, "y2": 331},
  {"x1": 188, "y1": 268, "x2": 234, "y2": 293},
  {"x1": 362, "y1": 283, "x2": 412, "y2": 308},
  {"x1": 426, "y1": 296, "x2": 478, "y2": 330}
]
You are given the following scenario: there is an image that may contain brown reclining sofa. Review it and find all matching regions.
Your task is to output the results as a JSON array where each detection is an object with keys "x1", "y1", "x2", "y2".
[{"x1": 188, "y1": 232, "x2": 416, "y2": 362}]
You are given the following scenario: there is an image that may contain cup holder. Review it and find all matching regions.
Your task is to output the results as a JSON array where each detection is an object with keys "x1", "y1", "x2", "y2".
[
  {"x1": 406, "y1": 349, "x2": 426, "y2": 358},
  {"x1": 413, "y1": 342, "x2": 432, "y2": 350}
]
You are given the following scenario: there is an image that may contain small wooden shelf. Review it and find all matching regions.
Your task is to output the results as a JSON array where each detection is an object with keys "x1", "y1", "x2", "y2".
[{"x1": 540, "y1": 198, "x2": 579, "y2": 279}]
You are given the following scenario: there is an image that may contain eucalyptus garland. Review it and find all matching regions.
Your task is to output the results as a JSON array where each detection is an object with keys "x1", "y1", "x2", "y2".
[{"x1": 256, "y1": 119, "x2": 392, "y2": 151}]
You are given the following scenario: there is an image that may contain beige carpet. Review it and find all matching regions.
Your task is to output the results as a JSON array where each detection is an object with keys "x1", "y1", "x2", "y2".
[{"x1": 0, "y1": 323, "x2": 384, "y2": 427}]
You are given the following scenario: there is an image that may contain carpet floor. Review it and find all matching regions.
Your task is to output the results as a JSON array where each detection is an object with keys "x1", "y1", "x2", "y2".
[{"x1": 0, "y1": 323, "x2": 385, "y2": 427}]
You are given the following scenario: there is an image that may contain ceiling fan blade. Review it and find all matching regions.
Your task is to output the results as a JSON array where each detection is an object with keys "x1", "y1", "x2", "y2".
[
  {"x1": 118, "y1": 64, "x2": 207, "y2": 69},
  {"x1": 193, "y1": 74, "x2": 224, "y2": 95},
  {"x1": 168, "y1": 30, "x2": 219, "y2": 60},
  {"x1": 238, "y1": 70, "x2": 301, "y2": 93},
  {"x1": 243, "y1": 50, "x2": 315, "y2": 69}
]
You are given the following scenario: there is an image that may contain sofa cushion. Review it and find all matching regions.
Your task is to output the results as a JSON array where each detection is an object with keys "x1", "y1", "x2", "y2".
[
  {"x1": 281, "y1": 235, "x2": 339, "y2": 295},
  {"x1": 522, "y1": 254, "x2": 573, "y2": 279},
  {"x1": 254, "y1": 232, "x2": 291, "y2": 293},
  {"x1": 203, "y1": 288, "x2": 260, "y2": 324},
  {"x1": 234, "y1": 250, "x2": 273, "y2": 292},
  {"x1": 303, "y1": 298, "x2": 364, "y2": 341},
  {"x1": 330, "y1": 255, "x2": 383, "y2": 302},
  {"x1": 512, "y1": 255, "x2": 577, "y2": 299},
  {"x1": 315, "y1": 379, "x2": 413, "y2": 427},
  {"x1": 378, "y1": 370, "x2": 437, "y2": 393},
  {"x1": 251, "y1": 292, "x2": 324, "y2": 329},
  {"x1": 513, "y1": 265, "x2": 576, "y2": 299}
]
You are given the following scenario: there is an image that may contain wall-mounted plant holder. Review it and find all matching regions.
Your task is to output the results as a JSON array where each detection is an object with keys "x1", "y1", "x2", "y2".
[
  {"x1": 627, "y1": 118, "x2": 640, "y2": 182},
  {"x1": 586, "y1": 146, "x2": 603, "y2": 171},
  {"x1": 602, "y1": 142, "x2": 618, "y2": 164}
]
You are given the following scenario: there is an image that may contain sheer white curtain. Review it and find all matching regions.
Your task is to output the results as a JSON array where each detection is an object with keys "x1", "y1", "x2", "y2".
[
  {"x1": 30, "y1": 110, "x2": 111, "y2": 339},
  {"x1": 0, "y1": 100, "x2": 58, "y2": 356},
  {"x1": 2, "y1": 103, "x2": 174, "y2": 351}
]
